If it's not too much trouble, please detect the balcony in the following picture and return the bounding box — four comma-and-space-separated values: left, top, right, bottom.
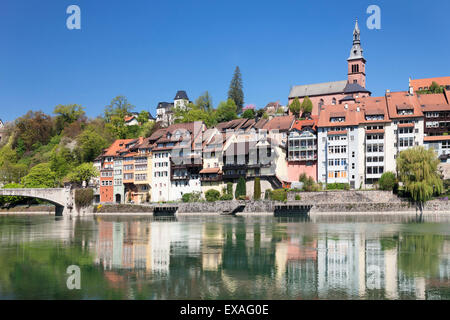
288, 155, 317, 162
200, 175, 222, 182
222, 164, 248, 171
222, 173, 242, 179
171, 175, 189, 180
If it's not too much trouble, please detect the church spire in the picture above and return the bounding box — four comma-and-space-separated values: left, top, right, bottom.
348, 18, 363, 60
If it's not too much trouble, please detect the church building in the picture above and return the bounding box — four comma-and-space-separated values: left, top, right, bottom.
288, 20, 371, 116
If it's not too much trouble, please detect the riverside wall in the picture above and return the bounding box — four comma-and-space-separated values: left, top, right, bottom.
92, 195, 450, 215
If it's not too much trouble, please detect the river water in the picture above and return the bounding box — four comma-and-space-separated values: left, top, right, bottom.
0, 214, 449, 300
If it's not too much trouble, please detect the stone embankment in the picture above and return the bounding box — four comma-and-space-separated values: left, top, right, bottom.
91, 191, 450, 215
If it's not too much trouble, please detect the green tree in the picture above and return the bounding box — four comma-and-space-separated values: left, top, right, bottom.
104, 96, 136, 139
195, 91, 213, 111
174, 103, 216, 127
76, 129, 108, 163
235, 177, 246, 199
289, 98, 301, 118
242, 108, 256, 119
397, 146, 443, 215
228, 66, 244, 114
53, 104, 86, 133
22, 163, 57, 188
254, 177, 261, 200
379, 172, 397, 191
429, 81, 442, 94
104, 96, 134, 123
66, 163, 98, 186
14, 111, 54, 151
216, 99, 238, 123
137, 111, 150, 124
205, 189, 221, 202
301, 96, 313, 116
50, 147, 76, 181
227, 182, 233, 196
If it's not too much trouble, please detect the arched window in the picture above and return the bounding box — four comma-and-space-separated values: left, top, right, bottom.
332, 98, 337, 105
319, 99, 324, 111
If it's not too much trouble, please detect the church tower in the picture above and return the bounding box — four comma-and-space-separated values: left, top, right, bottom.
347, 19, 366, 88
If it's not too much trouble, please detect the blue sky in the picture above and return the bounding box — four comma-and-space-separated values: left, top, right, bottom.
1, 0, 449, 122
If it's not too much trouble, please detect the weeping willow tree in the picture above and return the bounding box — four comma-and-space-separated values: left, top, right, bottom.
396, 146, 443, 215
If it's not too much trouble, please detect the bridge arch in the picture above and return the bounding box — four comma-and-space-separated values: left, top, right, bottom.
0, 188, 73, 216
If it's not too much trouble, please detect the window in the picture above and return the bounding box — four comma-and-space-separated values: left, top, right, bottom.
332, 98, 337, 105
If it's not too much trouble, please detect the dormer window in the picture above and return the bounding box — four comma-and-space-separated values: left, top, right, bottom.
365, 114, 384, 121
330, 117, 345, 123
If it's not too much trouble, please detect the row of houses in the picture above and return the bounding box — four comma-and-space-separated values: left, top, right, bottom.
95, 83, 450, 203
95, 19, 450, 203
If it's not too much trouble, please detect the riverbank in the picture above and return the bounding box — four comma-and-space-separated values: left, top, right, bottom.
92, 198, 450, 216
0, 205, 55, 215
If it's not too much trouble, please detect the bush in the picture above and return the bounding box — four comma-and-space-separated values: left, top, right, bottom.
74, 188, 94, 209
220, 193, 233, 201
254, 177, 261, 200
235, 177, 246, 199
227, 182, 233, 196
205, 189, 220, 202
271, 189, 287, 202
326, 183, 350, 191
299, 173, 319, 192
379, 172, 397, 191
182, 192, 202, 203
182, 193, 191, 203
265, 189, 272, 200
295, 195, 301, 201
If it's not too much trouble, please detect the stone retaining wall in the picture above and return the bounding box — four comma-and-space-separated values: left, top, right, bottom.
92, 199, 450, 215
287, 190, 398, 204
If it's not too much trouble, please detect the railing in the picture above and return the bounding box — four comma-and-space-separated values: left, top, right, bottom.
222, 164, 248, 170
200, 176, 222, 182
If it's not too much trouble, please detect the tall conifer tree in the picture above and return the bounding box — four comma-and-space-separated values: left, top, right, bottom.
228, 66, 244, 114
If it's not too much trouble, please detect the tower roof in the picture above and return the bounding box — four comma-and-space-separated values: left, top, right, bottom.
348, 18, 364, 61
174, 90, 189, 100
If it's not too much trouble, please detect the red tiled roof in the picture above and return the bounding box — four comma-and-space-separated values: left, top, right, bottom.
365, 129, 385, 134
291, 117, 318, 131
199, 168, 221, 174
424, 135, 450, 142
422, 104, 450, 112
103, 139, 136, 157
417, 93, 447, 106
328, 130, 348, 135
124, 115, 136, 122
386, 91, 424, 119
411, 77, 450, 91
263, 115, 295, 131
398, 123, 415, 128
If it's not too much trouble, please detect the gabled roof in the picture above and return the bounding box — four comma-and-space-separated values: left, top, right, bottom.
317, 104, 363, 127
291, 117, 318, 132
289, 80, 348, 99
417, 93, 447, 106
411, 77, 450, 91
385, 91, 424, 119
262, 115, 295, 131
103, 139, 136, 157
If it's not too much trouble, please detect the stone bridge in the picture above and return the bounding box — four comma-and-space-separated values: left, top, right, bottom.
0, 188, 74, 216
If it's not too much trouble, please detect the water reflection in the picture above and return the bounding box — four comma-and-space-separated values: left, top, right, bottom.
0, 215, 449, 300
